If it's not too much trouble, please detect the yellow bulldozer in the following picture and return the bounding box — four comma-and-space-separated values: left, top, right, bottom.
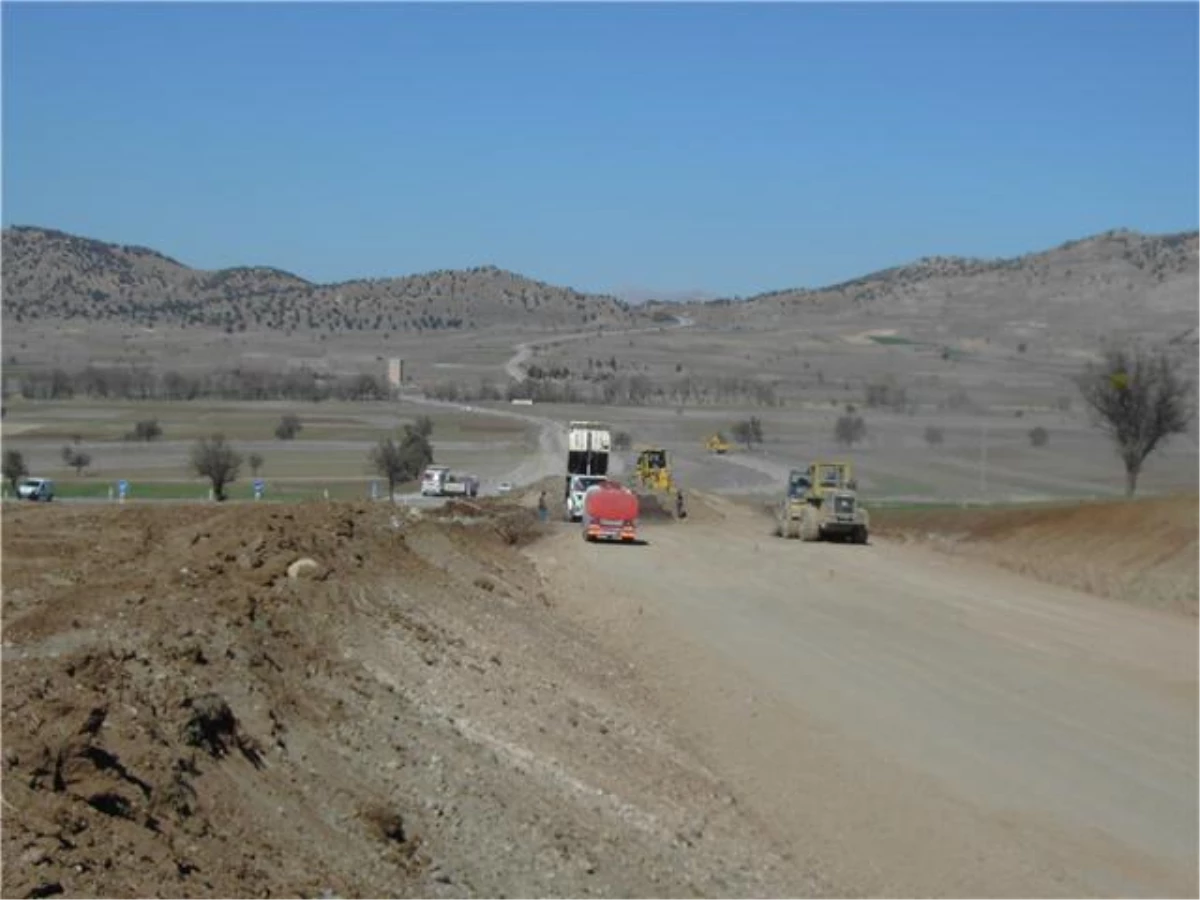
705, 432, 731, 454
775, 459, 869, 543
635, 448, 674, 492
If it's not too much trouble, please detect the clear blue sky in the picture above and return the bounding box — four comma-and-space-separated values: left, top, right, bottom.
3, 2, 1197, 297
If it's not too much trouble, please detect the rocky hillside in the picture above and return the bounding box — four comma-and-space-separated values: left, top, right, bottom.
1, 227, 638, 333
691, 229, 1200, 338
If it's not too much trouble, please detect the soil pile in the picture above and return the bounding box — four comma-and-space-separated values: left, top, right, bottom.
2, 500, 813, 898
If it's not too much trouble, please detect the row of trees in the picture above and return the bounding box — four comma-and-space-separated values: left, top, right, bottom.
10, 366, 393, 403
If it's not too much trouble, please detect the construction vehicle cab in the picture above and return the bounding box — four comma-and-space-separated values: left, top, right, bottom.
777, 459, 869, 544
635, 448, 673, 493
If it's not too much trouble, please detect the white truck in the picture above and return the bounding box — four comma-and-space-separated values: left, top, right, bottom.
565, 421, 611, 520
420, 466, 479, 498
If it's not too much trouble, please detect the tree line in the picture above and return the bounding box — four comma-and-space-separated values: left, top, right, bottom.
8, 365, 393, 403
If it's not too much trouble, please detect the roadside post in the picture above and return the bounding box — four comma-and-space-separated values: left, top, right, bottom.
253, 479, 265, 501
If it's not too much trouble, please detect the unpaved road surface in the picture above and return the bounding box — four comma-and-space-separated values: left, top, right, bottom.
531, 496, 1199, 898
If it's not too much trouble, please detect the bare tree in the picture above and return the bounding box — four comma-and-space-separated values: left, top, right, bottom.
61, 444, 92, 476
191, 434, 242, 502
248, 452, 264, 477
1027, 426, 1049, 448
369, 426, 434, 497
3, 449, 28, 495
924, 425, 944, 447
1076, 343, 1193, 496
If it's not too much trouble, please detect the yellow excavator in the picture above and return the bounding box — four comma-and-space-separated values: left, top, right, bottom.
705, 432, 731, 454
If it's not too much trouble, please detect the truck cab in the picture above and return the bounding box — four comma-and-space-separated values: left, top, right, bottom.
421, 466, 450, 496
565, 474, 608, 522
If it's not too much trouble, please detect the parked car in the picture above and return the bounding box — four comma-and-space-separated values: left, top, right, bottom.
16, 477, 55, 502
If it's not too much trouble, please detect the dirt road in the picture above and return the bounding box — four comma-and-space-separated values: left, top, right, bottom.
530, 497, 1199, 898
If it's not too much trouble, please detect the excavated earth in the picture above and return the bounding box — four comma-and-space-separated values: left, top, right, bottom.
1, 498, 822, 899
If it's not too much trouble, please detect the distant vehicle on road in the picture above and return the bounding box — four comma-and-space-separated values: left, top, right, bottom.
420, 465, 479, 498
16, 477, 55, 502
496, 482, 514, 495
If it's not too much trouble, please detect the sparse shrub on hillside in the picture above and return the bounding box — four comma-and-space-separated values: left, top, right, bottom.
1076, 343, 1193, 495
1028, 427, 1049, 447
864, 379, 908, 412
924, 426, 944, 447
3, 449, 28, 495
275, 414, 302, 440
835, 414, 867, 447
613, 431, 633, 451
191, 435, 241, 502
248, 452, 264, 477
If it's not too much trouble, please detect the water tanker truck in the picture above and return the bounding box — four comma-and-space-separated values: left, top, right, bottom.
581, 481, 639, 543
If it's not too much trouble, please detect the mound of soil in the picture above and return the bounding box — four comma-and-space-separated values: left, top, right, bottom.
2, 500, 812, 898
873, 493, 1199, 615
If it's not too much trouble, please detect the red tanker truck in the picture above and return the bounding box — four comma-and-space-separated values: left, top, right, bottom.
581, 480, 639, 543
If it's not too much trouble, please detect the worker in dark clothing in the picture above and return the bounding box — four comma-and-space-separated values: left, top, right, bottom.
675, 489, 687, 519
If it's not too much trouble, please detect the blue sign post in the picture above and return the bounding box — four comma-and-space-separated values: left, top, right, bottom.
117, 479, 129, 503
253, 479, 265, 501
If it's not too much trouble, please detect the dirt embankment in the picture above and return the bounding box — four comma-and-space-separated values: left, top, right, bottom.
873, 493, 1199, 616
1, 500, 811, 899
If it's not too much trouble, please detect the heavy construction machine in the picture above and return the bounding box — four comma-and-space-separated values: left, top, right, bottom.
705, 433, 731, 454
776, 459, 869, 543
634, 448, 674, 493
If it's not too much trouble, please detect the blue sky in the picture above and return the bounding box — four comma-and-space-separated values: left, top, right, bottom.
3, 2, 1197, 297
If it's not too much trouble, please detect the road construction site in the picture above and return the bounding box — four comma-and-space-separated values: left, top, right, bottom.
3, 464, 1196, 899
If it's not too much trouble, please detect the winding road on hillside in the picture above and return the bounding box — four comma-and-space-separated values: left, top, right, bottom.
531, 498, 1199, 898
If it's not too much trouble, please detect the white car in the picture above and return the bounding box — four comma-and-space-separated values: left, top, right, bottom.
16, 477, 55, 502
496, 482, 514, 495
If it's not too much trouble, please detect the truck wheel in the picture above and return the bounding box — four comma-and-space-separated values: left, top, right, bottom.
855, 526, 869, 545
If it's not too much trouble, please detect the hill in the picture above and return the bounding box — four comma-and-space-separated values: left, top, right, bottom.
689, 228, 1199, 341
0, 226, 639, 334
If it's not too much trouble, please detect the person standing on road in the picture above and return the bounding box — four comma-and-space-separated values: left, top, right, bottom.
675, 489, 687, 519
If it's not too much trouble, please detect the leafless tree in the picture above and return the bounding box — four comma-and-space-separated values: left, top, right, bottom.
3, 450, 28, 495
248, 452, 264, 477
924, 425, 944, 447
61, 444, 92, 476
191, 434, 242, 502
1076, 343, 1193, 496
